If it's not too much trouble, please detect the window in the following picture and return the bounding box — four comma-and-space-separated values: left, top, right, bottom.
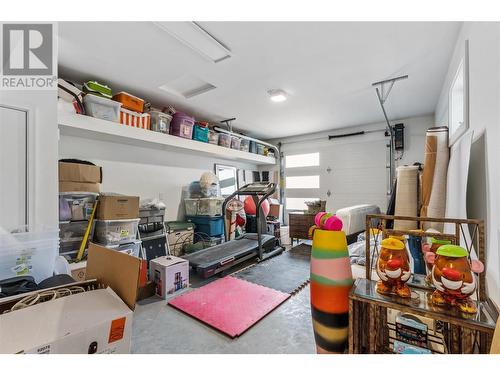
286, 198, 319, 211
285, 152, 319, 168
285, 175, 320, 189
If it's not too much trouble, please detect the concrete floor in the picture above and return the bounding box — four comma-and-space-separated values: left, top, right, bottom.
131, 285, 316, 354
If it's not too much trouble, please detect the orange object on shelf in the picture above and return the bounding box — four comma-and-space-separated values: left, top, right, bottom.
119, 108, 151, 129
112, 91, 145, 113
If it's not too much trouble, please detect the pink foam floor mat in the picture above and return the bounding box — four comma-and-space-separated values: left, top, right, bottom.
168, 276, 290, 338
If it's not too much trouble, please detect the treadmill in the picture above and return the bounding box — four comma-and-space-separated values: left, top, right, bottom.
183, 182, 284, 278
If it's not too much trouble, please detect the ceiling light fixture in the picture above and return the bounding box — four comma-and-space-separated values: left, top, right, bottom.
268, 89, 287, 102
154, 22, 231, 63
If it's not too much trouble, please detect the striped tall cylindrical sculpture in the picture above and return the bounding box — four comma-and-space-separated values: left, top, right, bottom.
310, 221, 353, 354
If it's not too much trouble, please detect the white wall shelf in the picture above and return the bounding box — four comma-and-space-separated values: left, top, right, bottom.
58, 113, 276, 166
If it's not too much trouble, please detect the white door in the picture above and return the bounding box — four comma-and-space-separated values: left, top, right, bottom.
0, 106, 28, 229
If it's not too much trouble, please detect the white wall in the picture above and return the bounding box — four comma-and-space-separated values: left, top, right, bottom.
0, 90, 59, 228
59, 134, 257, 221
435, 22, 500, 306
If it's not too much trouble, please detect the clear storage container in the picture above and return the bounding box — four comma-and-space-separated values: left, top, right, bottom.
170, 112, 195, 139
59, 192, 98, 221
93, 218, 140, 246
59, 221, 90, 241
83, 94, 122, 122
150, 111, 172, 134
0, 226, 59, 283
257, 144, 266, 155
108, 240, 142, 258
218, 133, 231, 148
184, 198, 225, 216
240, 138, 250, 152
208, 130, 219, 145
230, 136, 241, 150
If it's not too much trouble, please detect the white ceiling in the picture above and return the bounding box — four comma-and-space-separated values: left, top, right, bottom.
58, 22, 461, 139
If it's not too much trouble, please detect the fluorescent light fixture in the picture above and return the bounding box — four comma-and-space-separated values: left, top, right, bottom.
268, 89, 287, 102
154, 22, 231, 63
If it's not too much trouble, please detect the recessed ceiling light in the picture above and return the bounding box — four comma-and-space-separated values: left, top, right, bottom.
268, 89, 287, 102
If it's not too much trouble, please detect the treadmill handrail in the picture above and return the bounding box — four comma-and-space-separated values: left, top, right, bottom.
221, 182, 276, 242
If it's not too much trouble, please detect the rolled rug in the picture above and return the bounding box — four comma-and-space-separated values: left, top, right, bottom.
421, 127, 449, 232
310, 225, 353, 354
394, 165, 419, 230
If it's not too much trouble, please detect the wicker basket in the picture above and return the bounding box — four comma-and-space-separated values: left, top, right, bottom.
305, 200, 326, 214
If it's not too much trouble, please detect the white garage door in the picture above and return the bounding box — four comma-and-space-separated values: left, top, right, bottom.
284, 137, 388, 215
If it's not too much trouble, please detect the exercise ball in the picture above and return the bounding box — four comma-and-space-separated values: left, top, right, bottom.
244, 196, 270, 216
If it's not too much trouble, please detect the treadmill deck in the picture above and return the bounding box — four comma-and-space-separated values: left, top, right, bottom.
183, 234, 275, 268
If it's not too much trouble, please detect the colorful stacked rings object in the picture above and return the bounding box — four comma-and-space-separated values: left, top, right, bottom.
310, 213, 353, 353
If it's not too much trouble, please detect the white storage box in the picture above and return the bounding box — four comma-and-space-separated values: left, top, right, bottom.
0, 227, 59, 283
93, 219, 140, 246
149, 255, 189, 298
184, 198, 224, 216
0, 288, 133, 354
335, 204, 381, 235
83, 94, 121, 122
150, 111, 172, 133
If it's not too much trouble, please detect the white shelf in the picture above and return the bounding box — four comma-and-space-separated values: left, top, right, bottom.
58, 113, 276, 165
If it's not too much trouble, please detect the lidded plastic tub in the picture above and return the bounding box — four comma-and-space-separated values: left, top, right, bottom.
184, 198, 225, 216
83, 94, 122, 123
240, 138, 250, 152
249, 141, 257, 153
208, 130, 219, 145
150, 111, 172, 134
186, 216, 225, 237
59, 192, 98, 221
256, 144, 266, 155
193, 122, 209, 142
230, 136, 241, 150
0, 226, 59, 283
170, 112, 195, 139
218, 133, 231, 148
93, 218, 140, 246
112, 92, 144, 113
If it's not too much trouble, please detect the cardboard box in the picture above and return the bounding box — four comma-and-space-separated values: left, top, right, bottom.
0, 244, 140, 354
96, 194, 140, 220
268, 198, 282, 219
59, 161, 102, 183
149, 256, 189, 299
60, 181, 101, 193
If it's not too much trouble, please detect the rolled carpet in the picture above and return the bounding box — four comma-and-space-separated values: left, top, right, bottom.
421, 127, 449, 231
310, 229, 353, 353
394, 165, 420, 230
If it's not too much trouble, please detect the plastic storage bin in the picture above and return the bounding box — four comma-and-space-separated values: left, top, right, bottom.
59, 192, 98, 221
230, 136, 241, 150
208, 130, 219, 145
0, 226, 59, 283
83, 94, 122, 122
150, 111, 172, 134
83, 81, 112, 98
249, 141, 257, 153
166, 221, 194, 257
186, 216, 225, 237
256, 144, 266, 155
218, 133, 231, 148
184, 198, 224, 216
93, 218, 140, 246
112, 92, 144, 113
119, 108, 151, 129
59, 221, 90, 241
193, 123, 209, 142
107, 240, 142, 258
240, 138, 250, 152
170, 112, 195, 139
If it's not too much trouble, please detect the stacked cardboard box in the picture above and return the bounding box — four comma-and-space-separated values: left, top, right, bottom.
59, 160, 102, 193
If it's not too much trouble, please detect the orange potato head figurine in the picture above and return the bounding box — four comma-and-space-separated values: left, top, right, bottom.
425, 244, 484, 314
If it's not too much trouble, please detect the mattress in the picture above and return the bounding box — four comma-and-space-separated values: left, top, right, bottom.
335, 204, 381, 235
